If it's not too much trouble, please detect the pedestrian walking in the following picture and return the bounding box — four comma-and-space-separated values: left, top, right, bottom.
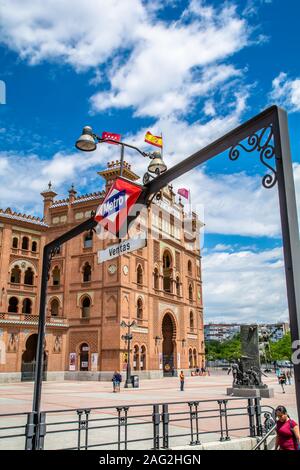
112, 371, 122, 392
278, 371, 286, 393
179, 370, 184, 391
275, 406, 300, 450
286, 369, 292, 385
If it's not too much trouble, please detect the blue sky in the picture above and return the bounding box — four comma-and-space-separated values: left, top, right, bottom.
0, 0, 300, 323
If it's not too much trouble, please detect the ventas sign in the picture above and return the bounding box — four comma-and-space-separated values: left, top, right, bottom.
94, 177, 143, 236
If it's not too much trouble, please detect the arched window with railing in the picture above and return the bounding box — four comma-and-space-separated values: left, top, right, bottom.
176, 276, 180, 296
8, 297, 19, 313
81, 296, 91, 318
189, 284, 193, 302
137, 298, 143, 321
12, 237, 18, 249
137, 265, 143, 285
153, 268, 159, 290
190, 311, 194, 331
22, 236, 29, 250
32, 241, 37, 252
163, 251, 172, 293
50, 299, 59, 316
22, 298, 32, 314
10, 265, 21, 284
188, 260, 192, 275
83, 263, 92, 282
52, 266, 60, 286
24, 267, 34, 285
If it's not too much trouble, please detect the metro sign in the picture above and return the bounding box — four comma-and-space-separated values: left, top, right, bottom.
95, 177, 143, 235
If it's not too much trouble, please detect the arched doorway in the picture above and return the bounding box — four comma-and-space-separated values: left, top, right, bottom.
162, 313, 176, 377
21, 334, 47, 381
79, 343, 89, 371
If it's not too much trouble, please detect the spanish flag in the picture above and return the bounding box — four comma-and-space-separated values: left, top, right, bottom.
144, 131, 163, 148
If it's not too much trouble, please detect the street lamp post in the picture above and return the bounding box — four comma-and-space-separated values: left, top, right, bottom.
75, 126, 167, 180
121, 320, 136, 388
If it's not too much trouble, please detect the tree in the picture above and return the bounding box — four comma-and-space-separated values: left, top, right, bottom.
269, 333, 292, 361
205, 334, 241, 361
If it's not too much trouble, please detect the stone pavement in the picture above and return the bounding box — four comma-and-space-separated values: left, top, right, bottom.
0, 370, 297, 450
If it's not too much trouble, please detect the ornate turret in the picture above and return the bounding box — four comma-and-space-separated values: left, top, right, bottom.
41, 181, 57, 224
68, 183, 77, 204
97, 160, 140, 191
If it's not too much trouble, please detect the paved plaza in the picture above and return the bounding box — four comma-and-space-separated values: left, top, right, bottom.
0, 370, 296, 450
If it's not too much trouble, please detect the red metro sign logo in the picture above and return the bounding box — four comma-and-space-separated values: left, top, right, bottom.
95, 177, 143, 236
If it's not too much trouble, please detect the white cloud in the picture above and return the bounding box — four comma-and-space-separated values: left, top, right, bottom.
213, 244, 233, 252
90, 5, 249, 117
0, 1, 252, 120
0, 146, 115, 215
202, 246, 288, 323
0, 0, 145, 70
269, 72, 300, 112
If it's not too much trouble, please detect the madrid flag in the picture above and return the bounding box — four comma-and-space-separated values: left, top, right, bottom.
101, 131, 121, 145
95, 177, 142, 236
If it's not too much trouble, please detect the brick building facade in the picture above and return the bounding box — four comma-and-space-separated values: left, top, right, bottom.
0, 161, 204, 381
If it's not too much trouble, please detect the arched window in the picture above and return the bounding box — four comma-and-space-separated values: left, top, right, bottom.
190, 311, 194, 331
133, 345, 139, 371
81, 297, 91, 318
24, 267, 34, 285
8, 297, 18, 313
22, 236, 29, 250
193, 348, 197, 367
12, 237, 18, 248
176, 277, 180, 296
188, 260, 192, 274
50, 299, 59, 316
22, 298, 32, 314
137, 265, 143, 285
141, 345, 146, 371
137, 298, 143, 321
153, 268, 159, 290
32, 241, 37, 252
84, 232, 93, 248
189, 284, 193, 302
163, 251, 172, 293
10, 265, 21, 284
188, 348, 193, 368
52, 266, 60, 286
83, 263, 91, 282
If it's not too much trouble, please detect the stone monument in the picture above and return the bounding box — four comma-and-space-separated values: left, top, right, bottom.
227, 325, 274, 398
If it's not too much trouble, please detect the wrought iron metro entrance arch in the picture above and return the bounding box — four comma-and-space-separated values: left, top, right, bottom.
31, 106, 300, 450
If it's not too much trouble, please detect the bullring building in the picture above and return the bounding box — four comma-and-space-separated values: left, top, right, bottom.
0, 160, 204, 381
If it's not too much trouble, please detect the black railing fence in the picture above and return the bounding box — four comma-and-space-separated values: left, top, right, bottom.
0, 397, 275, 450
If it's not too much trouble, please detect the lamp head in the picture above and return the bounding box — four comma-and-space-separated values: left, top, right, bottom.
75, 126, 97, 152
147, 151, 167, 175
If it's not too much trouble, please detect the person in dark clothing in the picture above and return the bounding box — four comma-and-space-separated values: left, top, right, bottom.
179, 370, 184, 391
112, 371, 122, 392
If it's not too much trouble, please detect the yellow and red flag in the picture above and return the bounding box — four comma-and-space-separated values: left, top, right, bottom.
144, 131, 163, 148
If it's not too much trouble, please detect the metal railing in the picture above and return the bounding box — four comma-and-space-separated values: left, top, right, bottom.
0, 397, 274, 450
252, 410, 277, 450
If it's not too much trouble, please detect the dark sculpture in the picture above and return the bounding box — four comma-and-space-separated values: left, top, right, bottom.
228, 325, 268, 390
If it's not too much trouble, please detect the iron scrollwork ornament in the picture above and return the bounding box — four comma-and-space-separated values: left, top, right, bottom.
47, 243, 61, 280
229, 124, 277, 189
